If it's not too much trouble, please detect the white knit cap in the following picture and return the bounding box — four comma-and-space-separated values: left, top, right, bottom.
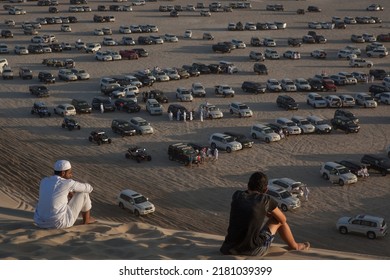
54, 160, 72, 171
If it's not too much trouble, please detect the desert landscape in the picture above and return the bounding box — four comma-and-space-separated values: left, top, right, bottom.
0, 0, 389, 260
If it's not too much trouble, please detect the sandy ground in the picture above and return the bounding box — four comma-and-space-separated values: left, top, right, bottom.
0, 0, 389, 259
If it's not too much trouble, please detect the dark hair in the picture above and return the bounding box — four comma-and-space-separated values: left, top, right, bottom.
247, 172, 268, 193
54, 170, 62, 176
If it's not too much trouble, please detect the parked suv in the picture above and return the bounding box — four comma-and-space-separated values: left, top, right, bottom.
276, 95, 298, 110
266, 185, 301, 212
276, 117, 301, 135
91, 96, 116, 112
38, 71, 56, 83
355, 92, 377, 108
130, 117, 154, 135
111, 119, 136, 137
209, 133, 242, 153
307, 115, 332, 134
253, 63, 268, 75
146, 99, 163, 115
241, 81, 266, 94
250, 124, 281, 143
334, 109, 359, 123
168, 143, 199, 166
117, 189, 155, 216
71, 99, 92, 114
291, 116, 315, 134
19, 67, 33, 80
320, 161, 358, 186
229, 102, 253, 118
306, 92, 327, 108
331, 116, 360, 133
361, 154, 390, 176
167, 104, 190, 120
336, 214, 388, 239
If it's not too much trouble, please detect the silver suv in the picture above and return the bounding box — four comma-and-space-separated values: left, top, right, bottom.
336, 214, 388, 239
320, 161, 358, 186
229, 102, 253, 118
307, 115, 332, 134
291, 116, 315, 134
266, 185, 301, 212
209, 133, 242, 153
276, 117, 301, 135
307, 92, 327, 108
129, 117, 154, 135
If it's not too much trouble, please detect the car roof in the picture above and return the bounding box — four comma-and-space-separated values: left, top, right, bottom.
120, 189, 143, 198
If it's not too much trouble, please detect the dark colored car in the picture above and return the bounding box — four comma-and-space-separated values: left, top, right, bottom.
369, 84, 390, 95
361, 155, 390, 176
266, 123, 285, 135
168, 143, 199, 166
88, 131, 112, 145
50, 43, 62, 52
376, 33, 390, 42
61, 117, 80, 131
91, 97, 116, 112
111, 119, 136, 137
142, 89, 169, 103
167, 104, 191, 120
93, 14, 105, 23
133, 73, 155, 86
369, 69, 389, 80
28, 44, 44, 54
251, 37, 262, 46
331, 116, 360, 133
336, 160, 365, 177
308, 78, 324, 91
114, 98, 141, 113
241, 81, 266, 94
322, 79, 337, 91
223, 132, 254, 149
38, 71, 56, 83
287, 38, 302, 47
212, 43, 231, 53
176, 68, 190, 79
182, 65, 200, 76
138, 36, 152, 45
253, 63, 268, 75
307, 6, 321, 12
29, 85, 49, 97
125, 146, 152, 163
19, 67, 33, 80
276, 95, 299, 110
31, 101, 51, 117
192, 63, 211, 74
334, 109, 359, 123
1, 30, 13, 38
71, 99, 92, 114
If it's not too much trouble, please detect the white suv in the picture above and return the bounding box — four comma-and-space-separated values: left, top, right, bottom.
307, 115, 332, 134
117, 189, 155, 216
320, 161, 358, 186
176, 87, 193, 102
130, 117, 154, 135
306, 92, 327, 108
264, 48, 279, 59
291, 116, 315, 134
349, 58, 373, 68
229, 102, 253, 118
266, 185, 301, 212
336, 214, 388, 239
146, 99, 163, 115
209, 133, 242, 153
250, 124, 281, 143
276, 117, 301, 135
355, 92, 377, 108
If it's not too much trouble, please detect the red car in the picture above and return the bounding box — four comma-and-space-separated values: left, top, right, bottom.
322, 79, 337, 92
119, 50, 139, 60
377, 33, 390, 42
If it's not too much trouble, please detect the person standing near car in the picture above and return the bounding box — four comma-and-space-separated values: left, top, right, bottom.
100, 102, 104, 114
220, 171, 310, 256
34, 160, 96, 229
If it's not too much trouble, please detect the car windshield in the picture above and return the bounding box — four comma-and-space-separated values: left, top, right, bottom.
239, 105, 249, 109
194, 85, 204, 90
286, 122, 295, 127
208, 106, 218, 111
317, 120, 328, 125
280, 191, 292, 199
301, 120, 310, 125
338, 167, 350, 174
314, 96, 324, 100
364, 96, 374, 100
151, 103, 159, 107
134, 196, 147, 204
225, 136, 235, 143
264, 128, 273, 134
138, 121, 148, 126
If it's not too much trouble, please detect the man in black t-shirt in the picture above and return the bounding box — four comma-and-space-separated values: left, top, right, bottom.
220, 171, 310, 256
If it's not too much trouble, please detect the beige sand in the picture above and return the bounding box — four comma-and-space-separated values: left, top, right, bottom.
0, 0, 389, 259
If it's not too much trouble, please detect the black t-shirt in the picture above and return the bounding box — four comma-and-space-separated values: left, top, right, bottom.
220, 190, 278, 255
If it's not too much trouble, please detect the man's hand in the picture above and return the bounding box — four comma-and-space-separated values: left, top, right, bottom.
67, 192, 75, 201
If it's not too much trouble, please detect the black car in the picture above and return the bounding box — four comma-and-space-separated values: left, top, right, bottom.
276, 95, 299, 110
208, 64, 223, 74
91, 97, 116, 112
287, 38, 302, 47
50, 43, 62, 52
361, 154, 390, 176
29, 85, 50, 97
31, 101, 51, 117
369, 84, 390, 95
38, 71, 56, 83
93, 14, 105, 23
133, 73, 155, 86
111, 119, 136, 137
334, 109, 359, 123
192, 63, 211, 74
253, 63, 268, 75
138, 36, 152, 45
132, 48, 149, 57
369, 69, 389, 80
61, 117, 81, 131
71, 99, 92, 114
142, 90, 169, 103
308, 78, 324, 91
114, 98, 141, 113
182, 65, 200, 77
68, 16, 78, 23
250, 37, 262, 46
89, 131, 112, 145
241, 81, 266, 94
307, 6, 321, 12
212, 43, 231, 53
336, 160, 365, 177
125, 146, 152, 162
168, 143, 199, 166
266, 123, 285, 135
1, 30, 13, 38
331, 116, 360, 133
223, 132, 254, 149
28, 44, 44, 54
167, 104, 191, 120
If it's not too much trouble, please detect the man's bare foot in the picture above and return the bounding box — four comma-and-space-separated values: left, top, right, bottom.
297, 242, 310, 251
83, 217, 97, 225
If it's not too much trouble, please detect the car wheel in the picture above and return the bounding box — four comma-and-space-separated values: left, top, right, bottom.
251, 133, 257, 139
61, 124, 65, 128
147, 156, 152, 161
265, 137, 270, 143
108, 139, 112, 144
339, 226, 348, 234
125, 153, 130, 159
281, 204, 288, 212
367, 231, 376, 239
136, 157, 141, 163
226, 147, 232, 153
97, 140, 101, 145
322, 173, 329, 180
230, 109, 234, 114
381, 170, 387, 176
338, 179, 344, 186
119, 202, 124, 209
134, 209, 140, 217
168, 155, 173, 161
